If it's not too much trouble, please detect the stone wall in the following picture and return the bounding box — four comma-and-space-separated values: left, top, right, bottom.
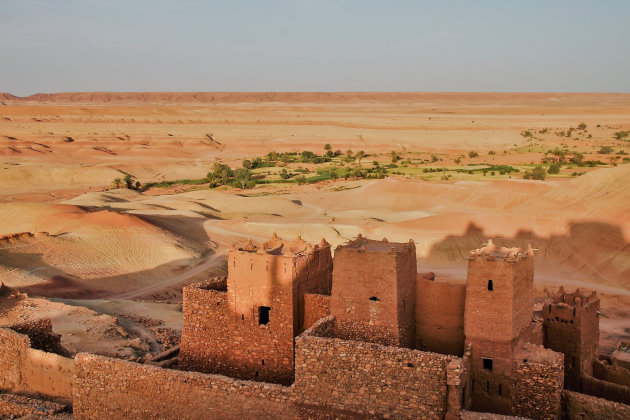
73, 353, 303, 420
8, 319, 69, 356
294, 316, 454, 419
0, 328, 28, 391
0, 327, 74, 401
511, 344, 563, 419
416, 276, 465, 356
302, 293, 330, 331
563, 390, 630, 420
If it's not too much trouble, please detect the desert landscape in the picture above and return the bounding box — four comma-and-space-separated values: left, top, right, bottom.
1, 92, 630, 418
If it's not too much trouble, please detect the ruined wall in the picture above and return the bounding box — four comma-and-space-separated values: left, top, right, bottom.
593, 358, 630, 387
331, 238, 416, 348
294, 316, 453, 419
580, 373, 630, 406
416, 276, 465, 356
542, 288, 599, 390
8, 319, 69, 355
73, 353, 307, 420
302, 293, 330, 331
563, 390, 630, 420
511, 345, 564, 419
0, 327, 74, 401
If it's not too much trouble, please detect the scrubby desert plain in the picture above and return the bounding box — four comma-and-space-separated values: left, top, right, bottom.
0, 92, 629, 358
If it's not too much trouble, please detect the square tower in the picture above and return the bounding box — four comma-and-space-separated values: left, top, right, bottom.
542, 287, 599, 390
330, 235, 416, 348
180, 234, 332, 385
464, 240, 534, 414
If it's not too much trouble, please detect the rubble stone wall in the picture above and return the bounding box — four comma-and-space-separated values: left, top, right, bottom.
0, 328, 28, 391
73, 353, 301, 420
511, 347, 563, 419
293, 316, 452, 419
563, 390, 630, 420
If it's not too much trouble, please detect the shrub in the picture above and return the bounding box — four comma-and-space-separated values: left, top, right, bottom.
523, 166, 546, 180
598, 146, 614, 154
614, 131, 630, 140
468, 150, 479, 158
548, 163, 561, 174
577, 122, 587, 130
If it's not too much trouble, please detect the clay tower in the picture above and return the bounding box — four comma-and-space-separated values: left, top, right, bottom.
181, 234, 332, 385
464, 240, 534, 414
330, 235, 416, 348
542, 287, 599, 390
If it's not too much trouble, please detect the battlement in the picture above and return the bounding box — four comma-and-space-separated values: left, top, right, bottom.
236, 233, 330, 257
468, 239, 534, 262
335, 234, 415, 254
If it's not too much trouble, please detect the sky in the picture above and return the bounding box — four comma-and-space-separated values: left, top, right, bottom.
1, 0, 629, 96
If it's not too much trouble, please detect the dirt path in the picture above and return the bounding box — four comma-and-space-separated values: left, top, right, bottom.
110, 250, 227, 300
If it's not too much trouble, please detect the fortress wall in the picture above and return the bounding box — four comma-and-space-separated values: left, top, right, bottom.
180, 284, 229, 375
511, 346, 563, 419
293, 316, 453, 418
563, 390, 630, 420
581, 373, 630, 406
415, 277, 465, 356
0, 328, 29, 391
20, 348, 74, 400
593, 358, 630, 387
72, 353, 301, 420
0, 327, 74, 401
302, 293, 330, 331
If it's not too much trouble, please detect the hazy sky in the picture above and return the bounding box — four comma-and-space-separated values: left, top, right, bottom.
1, 0, 629, 95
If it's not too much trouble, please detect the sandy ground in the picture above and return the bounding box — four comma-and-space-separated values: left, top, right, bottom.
0, 92, 628, 358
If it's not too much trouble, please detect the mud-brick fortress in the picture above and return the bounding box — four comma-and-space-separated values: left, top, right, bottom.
2, 235, 630, 419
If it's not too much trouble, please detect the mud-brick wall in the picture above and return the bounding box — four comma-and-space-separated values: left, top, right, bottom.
512, 355, 563, 419
0, 328, 29, 391
580, 373, 630, 405
563, 390, 630, 420
302, 293, 330, 331
294, 317, 452, 419
415, 277, 465, 356
73, 353, 306, 420
0, 327, 74, 400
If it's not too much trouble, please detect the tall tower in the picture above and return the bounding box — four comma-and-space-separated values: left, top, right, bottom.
542, 287, 599, 390
464, 240, 534, 414
181, 234, 332, 385
330, 235, 416, 348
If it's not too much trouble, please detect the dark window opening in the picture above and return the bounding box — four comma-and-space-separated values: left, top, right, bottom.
241, 314, 244, 321
498, 384, 502, 396
406, 362, 414, 368
482, 358, 493, 371
255, 371, 258, 378
262, 359, 265, 366
487, 279, 494, 291
369, 296, 380, 302
462, 385, 465, 406
259, 306, 271, 325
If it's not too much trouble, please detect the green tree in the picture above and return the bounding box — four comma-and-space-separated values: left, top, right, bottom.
112, 177, 123, 189
548, 163, 561, 174
242, 159, 253, 169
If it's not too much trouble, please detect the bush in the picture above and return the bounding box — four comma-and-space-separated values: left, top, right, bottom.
523, 166, 546, 180
577, 122, 587, 130
598, 146, 614, 154
468, 150, 479, 158
614, 131, 630, 140
548, 163, 561, 174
